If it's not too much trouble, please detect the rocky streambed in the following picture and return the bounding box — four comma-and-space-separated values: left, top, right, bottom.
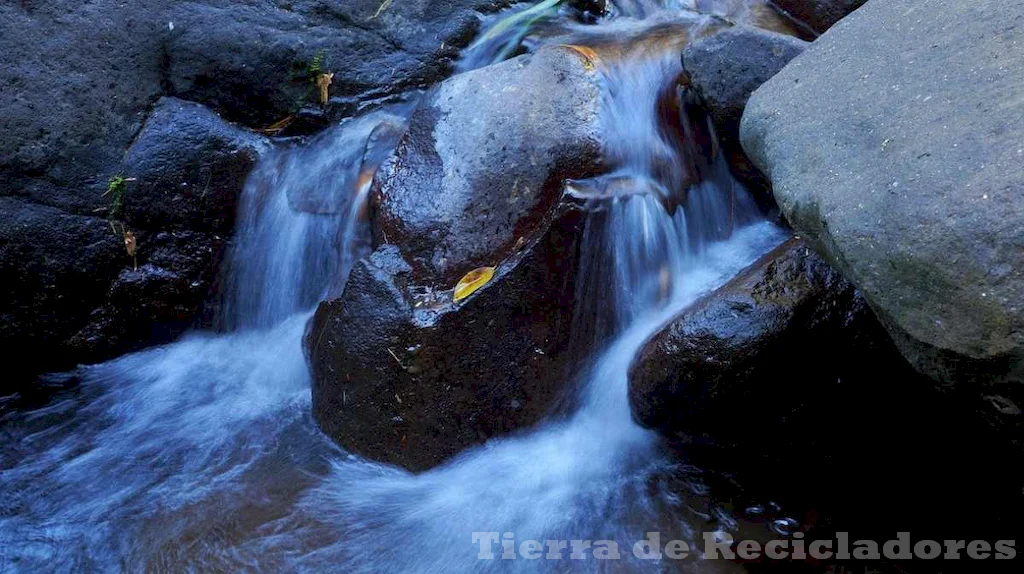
1, 0, 1022, 572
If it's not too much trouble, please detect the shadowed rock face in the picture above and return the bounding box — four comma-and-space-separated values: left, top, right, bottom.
2, 0, 513, 215
1, 0, 509, 389
308, 201, 587, 471
629, 237, 885, 436
741, 0, 1024, 433
680, 25, 807, 208
122, 97, 270, 234
373, 46, 605, 284
66, 230, 229, 365
769, 0, 866, 34
308, 46, 606, 470
1, 98, 265, 389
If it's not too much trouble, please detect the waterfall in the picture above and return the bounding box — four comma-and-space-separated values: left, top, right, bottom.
0, 2, 786, 571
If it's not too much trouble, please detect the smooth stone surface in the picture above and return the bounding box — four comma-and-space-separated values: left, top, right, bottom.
742, 0, 1024, 412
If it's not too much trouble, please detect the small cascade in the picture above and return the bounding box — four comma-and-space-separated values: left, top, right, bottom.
0, 2, 789, 571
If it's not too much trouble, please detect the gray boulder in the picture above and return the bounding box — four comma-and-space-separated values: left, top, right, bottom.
372, 46, 604, 283
309, 46, 607, 470
770, 0, 866, 34
742, 0, 1024, 420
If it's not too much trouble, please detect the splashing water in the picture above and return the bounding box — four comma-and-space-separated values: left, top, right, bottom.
1, 2, 790, 572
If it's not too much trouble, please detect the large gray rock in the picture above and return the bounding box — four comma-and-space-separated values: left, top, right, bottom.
372, 46, 604, 283
309, 46, 606, 470
770, 0, 866, 34
742, 0, 1024, 418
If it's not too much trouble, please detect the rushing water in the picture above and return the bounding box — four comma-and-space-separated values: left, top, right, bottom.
1, 2, 792, 571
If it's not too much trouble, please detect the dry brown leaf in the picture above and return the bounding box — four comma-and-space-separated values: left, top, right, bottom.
124, 230, 138, 270
316, 72, 334, 105
259, 114, 296, 135
453, 267, 495, 303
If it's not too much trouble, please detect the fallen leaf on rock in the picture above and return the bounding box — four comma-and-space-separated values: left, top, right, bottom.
453, 267, 495, 302
124, 230, 138, 270
560, 44, 602, 72
316, 73, 333, 105
259, 114, 295, 135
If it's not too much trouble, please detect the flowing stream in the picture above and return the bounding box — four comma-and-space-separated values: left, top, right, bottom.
1, 2, 792, 572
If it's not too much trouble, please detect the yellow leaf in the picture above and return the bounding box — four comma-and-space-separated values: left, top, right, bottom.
560, 44, 602, 73
453, 267, 495, 302
259, 114, 295, 135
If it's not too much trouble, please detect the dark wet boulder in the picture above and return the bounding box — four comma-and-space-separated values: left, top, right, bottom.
742, 0, 1024, 430
2, 0, 510, 386
640, 238, 1024, 549
769, 0, 866, 34
308, 203, 586, 471
309, 46, 607, 470
372, 46, 604, 284
1, 0, 511, 216
680, 26, 807, 207
682, 27, 807, 141
65, 231, 228, 364
629, 238, 889, 438
569, 0, 606, 17
1, 94, 266, 390
165, 0, 513, 128
121, 97, 269, 234
0, 198, 123, 391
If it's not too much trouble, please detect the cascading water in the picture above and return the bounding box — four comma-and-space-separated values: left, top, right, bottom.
1, 2, 790, 571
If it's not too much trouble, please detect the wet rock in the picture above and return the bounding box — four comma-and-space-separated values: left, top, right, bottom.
741, 0, 1024, 427
284, 104, 415, 215
67, 231, 228, 363
121, 97, 270, 234
309, 45, 608, 470
629, 238, 890, 438
769, 0, 866, 34
0, 198, 123, 391
680, 26, 807, 208
372, 45, 604, 284
2, 0, 510, 386
308, 202, 587, 471
166, 0, 514, 127
1, 0, 508, 215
